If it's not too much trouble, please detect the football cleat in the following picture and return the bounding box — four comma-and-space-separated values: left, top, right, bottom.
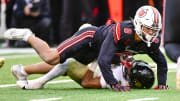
16, 80, 28, 89
18, 79, 44, 89
11, 64, 28, 81
3, 28, 33, 41
25, 79, 44, 89
78, 23, 92, 31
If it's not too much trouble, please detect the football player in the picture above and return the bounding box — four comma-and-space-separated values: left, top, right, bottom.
14, 58, 154, 90
4, 5, 168, 91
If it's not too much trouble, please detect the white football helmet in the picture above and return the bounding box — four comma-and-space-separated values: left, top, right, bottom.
134, 5, 162, 47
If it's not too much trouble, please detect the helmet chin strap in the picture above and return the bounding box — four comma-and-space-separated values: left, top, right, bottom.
135, 31, 152, 47
145, 34, 153, 47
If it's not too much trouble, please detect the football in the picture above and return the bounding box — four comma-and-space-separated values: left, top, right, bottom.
0, 58, 5, 68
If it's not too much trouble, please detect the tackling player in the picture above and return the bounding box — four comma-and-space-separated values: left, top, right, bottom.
4, 5, 168, 91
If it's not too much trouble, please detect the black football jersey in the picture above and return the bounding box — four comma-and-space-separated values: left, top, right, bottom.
96, 20, 167, 86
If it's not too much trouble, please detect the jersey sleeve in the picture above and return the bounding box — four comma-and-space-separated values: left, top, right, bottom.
148, 49, 168, 85
97, 33, 119, 86
99, 65, 129, 88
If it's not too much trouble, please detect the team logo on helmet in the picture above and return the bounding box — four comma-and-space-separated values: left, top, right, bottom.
138, 9, 147, 18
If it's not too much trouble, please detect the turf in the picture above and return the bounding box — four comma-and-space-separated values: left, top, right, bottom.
0, 53, 179, 101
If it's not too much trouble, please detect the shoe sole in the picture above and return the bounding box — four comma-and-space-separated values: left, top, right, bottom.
16, 80, 28, 89
25, 80, 44, 89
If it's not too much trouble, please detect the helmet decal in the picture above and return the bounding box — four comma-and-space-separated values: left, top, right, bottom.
138, 9, 147, 17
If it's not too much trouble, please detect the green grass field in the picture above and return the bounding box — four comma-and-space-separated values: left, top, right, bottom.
0, 52, 179, 101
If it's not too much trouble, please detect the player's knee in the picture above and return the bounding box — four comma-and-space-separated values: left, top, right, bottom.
44, 52, 60, 65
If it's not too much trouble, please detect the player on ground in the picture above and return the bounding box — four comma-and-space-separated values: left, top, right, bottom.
14, 58, 155, 90
3, 5, 168, 91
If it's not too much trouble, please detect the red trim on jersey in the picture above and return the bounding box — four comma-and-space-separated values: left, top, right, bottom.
105, 18, 115, 26
56, 30, 95, 55
113, 23, 121, 43
115, 52, 132, 56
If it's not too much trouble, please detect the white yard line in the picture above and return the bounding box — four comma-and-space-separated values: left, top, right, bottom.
0, 48, 36, 54
30, 97, 63, 101
47, 79, 73, 84
0, 84, 16, 88
0, 80, 73, 88
1, 54, 38, 59
128, 97, 159, 101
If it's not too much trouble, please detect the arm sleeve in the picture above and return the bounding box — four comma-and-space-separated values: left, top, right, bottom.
97, 34, 119, 86
148, 49, 168, 85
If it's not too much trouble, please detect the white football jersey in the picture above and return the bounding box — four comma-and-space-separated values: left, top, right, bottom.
94, 65, 129, 88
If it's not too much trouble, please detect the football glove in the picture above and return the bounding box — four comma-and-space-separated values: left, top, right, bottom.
111, 83, 130, 92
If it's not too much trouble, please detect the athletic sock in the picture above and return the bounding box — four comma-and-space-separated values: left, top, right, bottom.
20, 65, 28, 76
39, 60, 69, 84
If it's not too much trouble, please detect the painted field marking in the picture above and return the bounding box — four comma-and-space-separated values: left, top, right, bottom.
0, 84, 16, 88
0, 80, 73, 88
0, 54, 38, 59
128, 97, 159, 101
30, 97, 63, 101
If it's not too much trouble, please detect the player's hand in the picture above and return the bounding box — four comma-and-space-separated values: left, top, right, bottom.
153, 85, 169, 90
111, 84, 130, 92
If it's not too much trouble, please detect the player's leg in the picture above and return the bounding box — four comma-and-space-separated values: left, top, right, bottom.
19, 61, 69, 89
18, 58, 87, 89
3, 28, 60, 65
67, 58, 89, 84
27, 35, 60, 65
24, 62, 54, 74
12, 62, 54, 81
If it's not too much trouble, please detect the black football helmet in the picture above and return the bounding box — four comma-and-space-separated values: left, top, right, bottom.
129, 60, 155, 89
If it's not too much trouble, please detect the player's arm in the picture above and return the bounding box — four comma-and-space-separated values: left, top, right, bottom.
97, 36, 118, 86
148, 49, 168, 89
81, 70, 101, 88
97, 34, 130, 91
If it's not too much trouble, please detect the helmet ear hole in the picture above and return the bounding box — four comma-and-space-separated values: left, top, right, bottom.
129, 60, 155, 89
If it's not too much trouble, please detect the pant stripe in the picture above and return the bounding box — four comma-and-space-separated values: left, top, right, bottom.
57, 30, 95, 50
56, 30, 95, 54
